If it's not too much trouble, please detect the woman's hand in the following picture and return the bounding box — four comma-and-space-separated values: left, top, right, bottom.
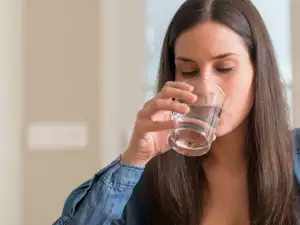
121, 81, 197, 166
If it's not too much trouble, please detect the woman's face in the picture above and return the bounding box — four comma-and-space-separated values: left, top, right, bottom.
174, 21, 254, 137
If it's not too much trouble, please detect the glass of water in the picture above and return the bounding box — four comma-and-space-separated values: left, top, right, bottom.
168, 78, 225, 156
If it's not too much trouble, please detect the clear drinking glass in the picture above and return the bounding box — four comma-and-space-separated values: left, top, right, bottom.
168, 78, 225, 156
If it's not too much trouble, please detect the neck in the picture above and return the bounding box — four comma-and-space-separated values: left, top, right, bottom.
204, 120, 249, 173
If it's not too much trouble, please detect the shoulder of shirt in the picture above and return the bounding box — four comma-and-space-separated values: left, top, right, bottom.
293, 128, 300, 153
293, 128, 300, 155
293, 128, 300, 186
122, 173, 148, 224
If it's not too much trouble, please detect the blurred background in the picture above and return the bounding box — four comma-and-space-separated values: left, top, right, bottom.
1, 0, 299, 224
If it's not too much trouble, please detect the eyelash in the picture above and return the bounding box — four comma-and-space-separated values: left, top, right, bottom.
216, 67, 234, 73
180, 67, 234, 76
181, 70, 199, 76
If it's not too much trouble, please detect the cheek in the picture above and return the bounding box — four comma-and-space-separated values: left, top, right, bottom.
216, 73, 254, 135
224, 77, 254, 109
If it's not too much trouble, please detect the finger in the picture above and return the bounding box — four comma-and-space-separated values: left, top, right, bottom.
164, 81, 194, 92
143, 81, 196, 109
144, 99, 189, 117
135, 119, 178, 133
159, 86, 197, 104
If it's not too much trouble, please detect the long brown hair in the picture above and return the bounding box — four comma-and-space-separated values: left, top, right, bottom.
142, 0, 296, 224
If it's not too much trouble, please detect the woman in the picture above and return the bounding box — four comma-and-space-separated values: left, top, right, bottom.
53, 0, 300, 224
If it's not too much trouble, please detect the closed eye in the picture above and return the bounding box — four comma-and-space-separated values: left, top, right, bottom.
216, 67, 234, 73
181, 70, 199, 76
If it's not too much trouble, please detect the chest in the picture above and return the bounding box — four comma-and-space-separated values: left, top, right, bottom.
201, 171, 250, 225
201, 198, 250, 225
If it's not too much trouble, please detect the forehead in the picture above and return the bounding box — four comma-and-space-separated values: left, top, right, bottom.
174, 21, 249, 59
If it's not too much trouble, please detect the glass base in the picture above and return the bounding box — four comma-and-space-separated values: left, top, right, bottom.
168, 127, 211, 157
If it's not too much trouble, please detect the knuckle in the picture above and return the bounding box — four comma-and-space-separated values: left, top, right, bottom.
154, 99, 164, 109
137, 109, 146, 119
170, 99, 177, 106
134, 119, 144, 131
161, 86, 169, 95
136, 111, 142, 119
165, 81, 173, 87
170, 101, 178, 110
153, 99, 161, 108
173, 88, 180, 95
143, 99, 152, 107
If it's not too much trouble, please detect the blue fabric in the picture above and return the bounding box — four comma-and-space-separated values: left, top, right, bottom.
53, 128, 300, 225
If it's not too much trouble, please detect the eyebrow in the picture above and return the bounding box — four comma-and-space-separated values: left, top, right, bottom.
211, 53, 238, 60
175, 53, 238, 62
175, 57, 196, 63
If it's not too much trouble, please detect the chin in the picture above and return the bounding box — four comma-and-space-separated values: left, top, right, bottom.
215, 117, 238, 137
215, 124, 230, 137
215, 118, 248, 138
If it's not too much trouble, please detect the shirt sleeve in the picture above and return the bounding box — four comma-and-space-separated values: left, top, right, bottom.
52, 156, 144, 225
293, 128, 300, 187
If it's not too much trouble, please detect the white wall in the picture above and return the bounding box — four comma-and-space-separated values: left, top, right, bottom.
24, 0, 99, 224
292, 0, 300, 127
23, 0, 146, 224
98, 0, 146, 167
0, 0, 23, 224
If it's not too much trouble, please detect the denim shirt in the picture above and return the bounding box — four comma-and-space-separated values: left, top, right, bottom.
53, 128, 300, 225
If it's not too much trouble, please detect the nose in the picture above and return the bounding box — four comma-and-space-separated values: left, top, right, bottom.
193, 68, 211, 100
200, 67, 210, 81
187, 79, 212, 105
